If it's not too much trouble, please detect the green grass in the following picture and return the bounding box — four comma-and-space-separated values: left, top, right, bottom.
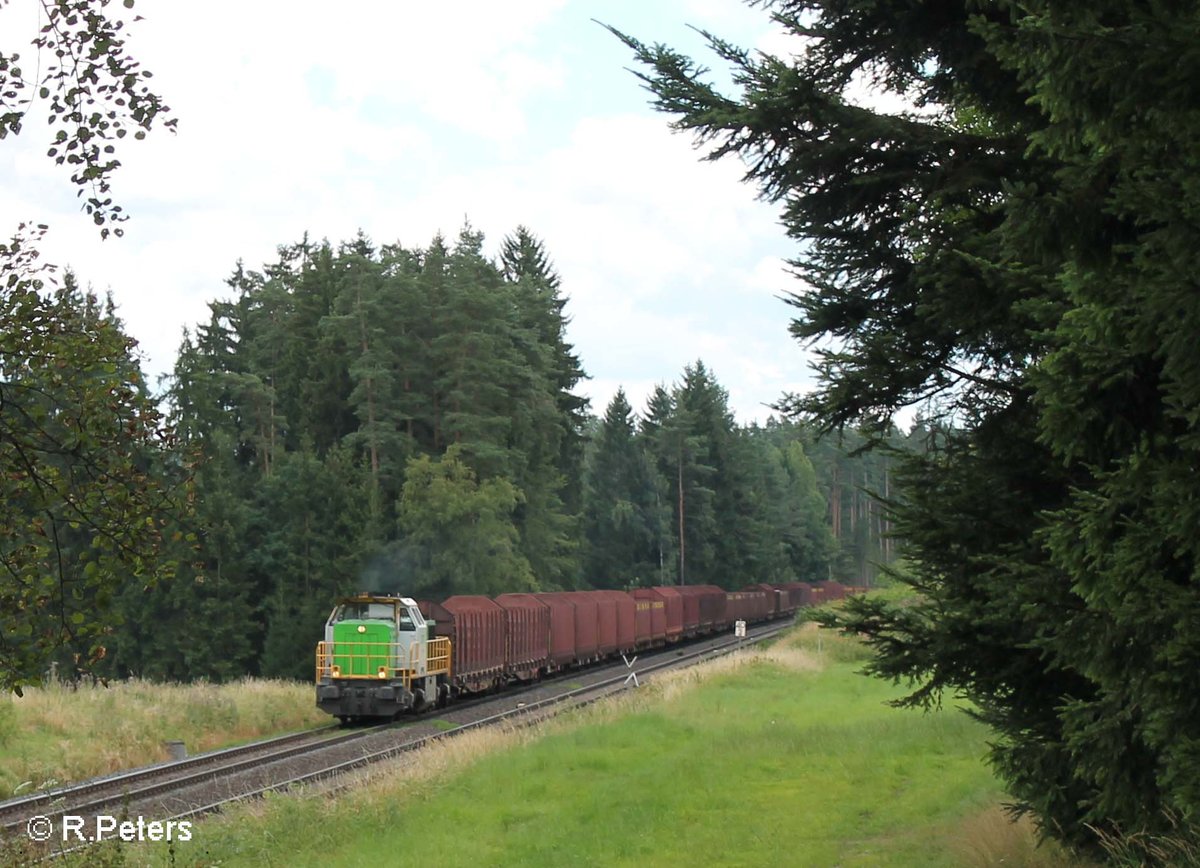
113, 627, 1078, 867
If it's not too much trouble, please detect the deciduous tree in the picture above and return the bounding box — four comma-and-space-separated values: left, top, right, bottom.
0, 249, 182, 691
2, 0, 176, 235
397, 446, 535, 599
1, 0, 179, 692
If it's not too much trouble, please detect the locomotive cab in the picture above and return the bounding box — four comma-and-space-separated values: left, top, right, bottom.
315, 593, 451, 721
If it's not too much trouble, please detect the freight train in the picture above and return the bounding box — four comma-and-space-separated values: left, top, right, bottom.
314, 581, 856, 722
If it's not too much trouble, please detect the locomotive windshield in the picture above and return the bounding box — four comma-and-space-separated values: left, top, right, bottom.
335, 602, 395, 622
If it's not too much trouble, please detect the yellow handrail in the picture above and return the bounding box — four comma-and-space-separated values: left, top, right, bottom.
316, 638, 453, 685
428, 637, 452, 676
315, 641, 399, 681
401, 637, 453, 688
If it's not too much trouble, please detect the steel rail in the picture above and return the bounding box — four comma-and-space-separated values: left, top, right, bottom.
0, 722, 375, 834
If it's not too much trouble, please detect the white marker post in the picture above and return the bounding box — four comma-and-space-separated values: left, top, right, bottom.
622, 653, 639, 688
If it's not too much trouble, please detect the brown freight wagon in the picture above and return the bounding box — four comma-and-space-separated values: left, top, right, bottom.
733, 587, 770, 622
753, 584, 786, 618
750, 583, 788, 616
779, 582, 819, 609
815, 580, 847, 601
583, 591, 618, 657
630, 593, 661, 647
557, 591, 600, 663
677, 585, 727, 632
495, 593, 550, 679
422, 596, 506, 691
596, 590, 636, 654
732, 588, 768, 623
753, 588, 772, 621
531, 592, 577, 669
765, 583, 792, 615
657, 586, 699, 636
778, 582, 804, 609
725, 589, 747, 624
631, 587, 677, 642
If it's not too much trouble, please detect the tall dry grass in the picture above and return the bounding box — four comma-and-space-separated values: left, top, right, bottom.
1091, 813, 1200, 867
950, 805, 1085, 867
0, 677, 326, 796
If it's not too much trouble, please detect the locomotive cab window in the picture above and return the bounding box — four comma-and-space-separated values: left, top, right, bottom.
398, 609, 416, 631
335, 602, 395, 621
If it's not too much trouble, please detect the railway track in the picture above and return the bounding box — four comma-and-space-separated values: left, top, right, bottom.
0, 619, 791, 858
261, 619, 794, 804
0, 721, 375, 833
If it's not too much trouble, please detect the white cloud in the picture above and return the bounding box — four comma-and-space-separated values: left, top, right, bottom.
0, 0, 814, 425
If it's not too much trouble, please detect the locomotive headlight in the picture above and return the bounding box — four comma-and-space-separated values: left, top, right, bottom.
377, 666, 388, 679
330, 665, 341, 678
357, 625, 366, 633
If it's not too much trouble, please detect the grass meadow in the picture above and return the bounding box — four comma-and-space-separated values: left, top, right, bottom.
100, 625, 1083, 868
0, 678, 327, 798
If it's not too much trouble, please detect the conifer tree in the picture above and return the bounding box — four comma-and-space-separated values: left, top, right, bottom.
325, 232, 416, 497
259, 446, 368, 679
637, 384, 680, 585
500, 226, 590, 514
614, 0, 1200, 851
582, 390, 661, 587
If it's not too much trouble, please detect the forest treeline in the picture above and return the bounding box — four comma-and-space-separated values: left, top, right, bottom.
44, 226, 902, 682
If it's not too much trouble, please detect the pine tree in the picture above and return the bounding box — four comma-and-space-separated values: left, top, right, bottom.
637, 384, 680, 585
612, 0, 1200, 852
667, 363, 727, 585
778, 437, 835, 580
581, 390, 661, 587
500, 226, 590, 515
258, 446, 369, 679
727, 427, 794, 584
325, 232, 416, 497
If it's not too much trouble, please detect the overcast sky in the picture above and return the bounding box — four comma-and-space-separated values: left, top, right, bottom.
1, 0, 817, 424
